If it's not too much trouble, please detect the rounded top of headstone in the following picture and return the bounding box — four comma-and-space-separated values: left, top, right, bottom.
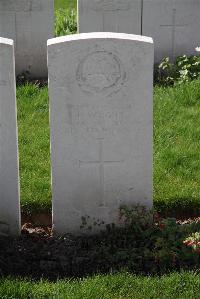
47, 32, 153, 47
0, 37, 13, 46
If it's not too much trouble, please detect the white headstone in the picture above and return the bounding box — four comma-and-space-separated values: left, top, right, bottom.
0, 37, 20, 236
78, 0, 142, 35
48, 32, 153, 235
0, 0, 54, 78
143, 0, 200, 62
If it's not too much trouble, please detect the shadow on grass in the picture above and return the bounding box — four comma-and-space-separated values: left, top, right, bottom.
0, 218, 199, 281
155, 197, 200, 219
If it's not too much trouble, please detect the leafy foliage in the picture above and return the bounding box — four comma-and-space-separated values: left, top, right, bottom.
184, 232, 200, 253
55, 9, 77, 37
55, 0, 76, 11
155, 54, 200, 86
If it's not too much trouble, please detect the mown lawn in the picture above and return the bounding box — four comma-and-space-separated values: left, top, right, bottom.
17, 79, 200, 216
17, 85, 51, 213
154, 80, 200, 216
1, 272, 200, 299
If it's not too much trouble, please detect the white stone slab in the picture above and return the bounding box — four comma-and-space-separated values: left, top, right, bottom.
48, 32, 153, 235
78, 0, 142, 34
0, 0, 54, 78
0, 37, 20, 236
143, 0, 200, 63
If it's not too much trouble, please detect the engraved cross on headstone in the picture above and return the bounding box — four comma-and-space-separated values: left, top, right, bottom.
79, 138, 123, 206
160, 9, 187, 60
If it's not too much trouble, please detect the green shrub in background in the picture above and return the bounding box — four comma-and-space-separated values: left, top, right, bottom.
155, 53, 200, 86
55, 0, 76, 11
55, 9, 77, 37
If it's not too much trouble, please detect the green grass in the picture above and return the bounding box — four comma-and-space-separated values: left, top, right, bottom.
17, 84, 51, 214
54, 0, 77, 37
17, 80, 200, 215
55, 7, 77, 36
154, 80, 200, 216
0, 272, 199, 299
55, 0, 76, 11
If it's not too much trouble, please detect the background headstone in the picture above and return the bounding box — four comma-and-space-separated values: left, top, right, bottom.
48, 32, 153, 235
0, 0, 54, 78
143, 0, 200, 63
78, 0, 142, 34
0, 37, 20, 236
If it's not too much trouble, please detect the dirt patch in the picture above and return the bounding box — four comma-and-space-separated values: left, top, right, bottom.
0, 224, 115, 280
21, 213, 52, 227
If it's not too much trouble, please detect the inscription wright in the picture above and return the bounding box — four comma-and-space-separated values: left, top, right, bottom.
67, 104, 132, 138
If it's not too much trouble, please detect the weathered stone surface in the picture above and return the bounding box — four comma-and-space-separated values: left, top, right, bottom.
48, 32, 153, 235
0, 37, 20, 236
143, 0, 200, 62
78, 0, 142, 34
0, 0, 54, 78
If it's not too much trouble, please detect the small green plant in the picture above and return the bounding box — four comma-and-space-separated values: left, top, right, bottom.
119, 204, 153, 228
184, 232, 200, 253
55, 8, 77, 37
156, 51, 200, 86
119, 206, 200, 273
